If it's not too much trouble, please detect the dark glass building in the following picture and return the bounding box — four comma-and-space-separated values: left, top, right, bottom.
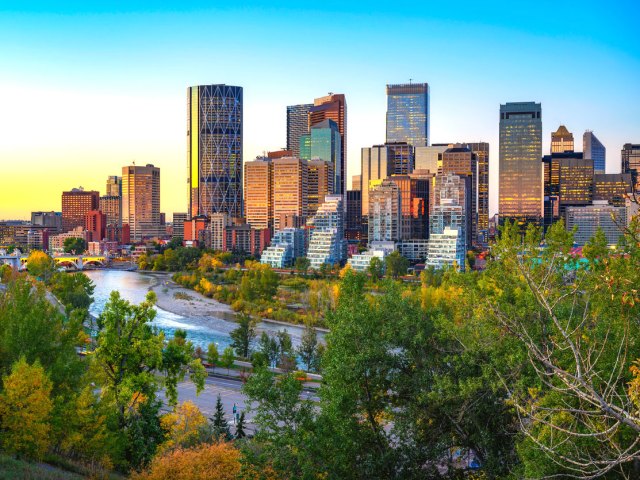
386, 83, 429, 147
465, 142, 489, 244
593, 173, 632, 207
187, 84, 243, 219
622, 143, 640, 192
499, 102, 543, 225
441, 146, 478, 245
345, 189, 364, 241
310, 94, 347, 194
286, 104, 312, 158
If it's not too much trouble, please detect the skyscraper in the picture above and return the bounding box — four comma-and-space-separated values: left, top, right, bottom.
122, 164, 161, 241
286, 104, 312, 158
307, 195, 347, 269
622, 143, 640, 192
244, 158, 273, 231
466, 142, 490, 243
106, 176, 122, 196
187, 84, 243, 219
499, 102, 543, 224
272, 157, 308, 231
583, 131, 606, 174
386, 83, 429, 147
307, 159, 334, 217
61, 188, 99, 233
441, 145, 477, 244
551, 125, 574, 153
305, 119, 341, 192
309, 94, 346, 194
368, 180, 401, 242
593, 173, 632, 207
361, 145, 393, 217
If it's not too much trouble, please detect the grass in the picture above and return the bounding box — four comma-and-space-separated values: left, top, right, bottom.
0, 452, 84, 480
173, 291, 193, 301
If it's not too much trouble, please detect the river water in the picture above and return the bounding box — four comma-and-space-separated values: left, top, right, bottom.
83, 269, 320, 351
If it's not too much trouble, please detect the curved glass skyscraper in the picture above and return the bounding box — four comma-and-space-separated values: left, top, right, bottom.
187, 84, 243, 219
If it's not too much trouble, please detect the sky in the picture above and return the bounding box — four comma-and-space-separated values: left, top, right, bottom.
1, 1, 639, 220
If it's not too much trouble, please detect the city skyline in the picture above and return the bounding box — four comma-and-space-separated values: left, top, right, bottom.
1, 2, 639, 219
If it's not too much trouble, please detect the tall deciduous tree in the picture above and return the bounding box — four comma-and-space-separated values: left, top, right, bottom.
26, 250, 57, 283
229, 313, 257, 359
0, 357, 53, 459
384, 250, 409, 278
161, 329, 206, 406
63, 237, 87, 254
297, 322, 319, 372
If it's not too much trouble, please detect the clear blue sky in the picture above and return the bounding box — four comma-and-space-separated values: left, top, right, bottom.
1, 1, 639, 219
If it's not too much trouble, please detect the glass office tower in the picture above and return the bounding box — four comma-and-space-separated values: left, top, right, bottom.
187, 84, 243, 219
386, 83, 429, 147
583, 131, 606, 174
499, 102, 543, 225
308, 119, 341, 193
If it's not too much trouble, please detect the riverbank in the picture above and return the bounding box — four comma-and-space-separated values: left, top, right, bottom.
146, 272, 236, 321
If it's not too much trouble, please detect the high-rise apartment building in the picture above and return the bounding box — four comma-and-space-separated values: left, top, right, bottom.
551, 125, 574, 153
431, 173, 472, 253
565, 201, 626, 246
85, 210, 106, 242
187, 84, 243, 219
106, 176, 122, 196
368, 180, 401, 242
593, 174, 632, 207
172, 213, 188, 239
441, 146, 477, 244
386, 142, 415, 175
307, 195, 347, 269
307, 159, 334, 217
622, 143, 640, 192
583, 131, 606, 174
286, 104, 312, 158
244, 158, 273, 231
61, 188, 100, 233
122, 164, 162, 241
361, 145, 393, 217
499, 102, 543, 224
272, 157, 308, 231
99, 195, 121, 227
309, 94, 346, 194
386, 83, 429, 147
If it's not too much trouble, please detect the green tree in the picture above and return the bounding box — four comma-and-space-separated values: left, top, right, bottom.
297, 322, 318, 372
276, 329, 295, 372
50, 271, 95, 314
206, 342, 219, 370
221, 346, 235, 375
0, 357, 53, 459
384, 250, 408, 278
258, 332, 279, 368
229, 313, 257, 359
294, 257, 310, 275
63, 237, 87, 254
367, 256, 384, 281
211, 394, 232, 440
26, 250, 57, 283
235, 411, 246, 439
161, 329, 206, 406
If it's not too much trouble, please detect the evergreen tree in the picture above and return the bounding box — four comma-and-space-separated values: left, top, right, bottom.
235, 411, 246, 439
210, 394, 231, 441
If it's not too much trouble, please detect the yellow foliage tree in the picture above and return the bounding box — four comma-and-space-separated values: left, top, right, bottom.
0, 357, 53, 459
339, 263, 353, 279
26, 250, 57, 283
131, 442, 241, 480
159, 401, 207, 452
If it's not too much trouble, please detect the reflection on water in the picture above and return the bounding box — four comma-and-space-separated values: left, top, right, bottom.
84, 270, 235, 350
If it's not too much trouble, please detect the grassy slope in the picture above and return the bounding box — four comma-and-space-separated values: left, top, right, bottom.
0, 453, 84, 480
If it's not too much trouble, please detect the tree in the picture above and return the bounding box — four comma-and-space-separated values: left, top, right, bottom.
367, 256, 384, 281
235, 411, 246, 439
297, 322, 319, 372
276, 329, 296, 372
0, 263, 13, 283
50, 271, 95, 314
206, 342, 219, 370
229, 313, 257, 359
63, 237, 87, 254
211, 394, 232, 440
159, 401, 207, 452
221, 346, 235, 375
161, 329, 206, 407
26, 250, 57, 283
481, 219, 640, 478
294, 257, 310, 275
384, 250, 408, 279
258, 332, 279, 368
0, 357, 53, 459
130, 442, 241, 480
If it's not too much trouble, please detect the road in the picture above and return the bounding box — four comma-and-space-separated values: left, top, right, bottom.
164, 374, 321, 434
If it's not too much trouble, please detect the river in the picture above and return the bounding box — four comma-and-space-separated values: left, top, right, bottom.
83, 269, 322, 351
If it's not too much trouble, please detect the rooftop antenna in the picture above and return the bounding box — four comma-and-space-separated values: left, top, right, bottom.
409, 78, 412, 85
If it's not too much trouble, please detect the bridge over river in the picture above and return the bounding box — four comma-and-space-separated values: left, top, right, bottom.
0, 254, 108, 271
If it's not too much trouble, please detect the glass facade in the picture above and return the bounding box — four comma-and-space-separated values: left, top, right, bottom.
310, 94, 347, 194
622, 143, 640, 192
308, 119, 341, 193
386, 83, 429, 147
187, 84, 243, 219
499, 102, 543, 224
583, 131, 606, 174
